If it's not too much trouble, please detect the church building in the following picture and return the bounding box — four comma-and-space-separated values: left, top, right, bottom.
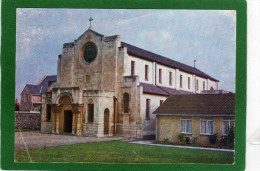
41, 19, 219, 138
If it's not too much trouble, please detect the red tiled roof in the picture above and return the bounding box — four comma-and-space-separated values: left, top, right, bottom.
153, 93, 235, 115
140, 82, 193, 96
121, 42, 218, 82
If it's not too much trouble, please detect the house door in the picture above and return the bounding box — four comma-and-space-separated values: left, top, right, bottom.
64, 110, 73, 133
104, 108, 109, 135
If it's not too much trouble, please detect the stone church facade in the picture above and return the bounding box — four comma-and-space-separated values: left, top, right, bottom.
41, 26, 219, 138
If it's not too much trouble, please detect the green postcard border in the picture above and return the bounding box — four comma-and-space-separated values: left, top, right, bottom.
1, 0, 246, 170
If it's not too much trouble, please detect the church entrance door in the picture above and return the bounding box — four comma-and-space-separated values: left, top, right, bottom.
104, 109, 109, 135
64, 110, 73, 133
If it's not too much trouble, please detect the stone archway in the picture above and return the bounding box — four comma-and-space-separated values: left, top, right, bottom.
57, 94, 73, 133
104, 108, 110, 135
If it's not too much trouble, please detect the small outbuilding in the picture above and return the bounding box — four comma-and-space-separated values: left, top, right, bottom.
153, 93, 235, 144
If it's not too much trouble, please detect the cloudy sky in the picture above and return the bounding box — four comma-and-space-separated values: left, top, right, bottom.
16, 9, 236, 100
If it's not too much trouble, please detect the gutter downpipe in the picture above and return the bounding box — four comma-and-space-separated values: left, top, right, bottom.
157, 114, 160, 142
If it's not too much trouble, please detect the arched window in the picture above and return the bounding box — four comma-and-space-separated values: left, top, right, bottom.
123, 93, 129, 113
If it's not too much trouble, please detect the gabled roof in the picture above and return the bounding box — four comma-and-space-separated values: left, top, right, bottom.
121, 42, 218, 82
38, 75, 57, 93
153, 93, 235, 115
25, 75, 57, 95
140, 82, 193, 96
26, 84, 41, 95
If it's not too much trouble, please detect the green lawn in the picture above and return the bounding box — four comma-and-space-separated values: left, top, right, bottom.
15, 141, 234, 164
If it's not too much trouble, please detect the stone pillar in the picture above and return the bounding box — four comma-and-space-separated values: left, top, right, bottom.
72, 113, 76, 134
56, 112, 60, 134
76, 112, 82, 136
51, 108, 56, 133
50, 106, 62, 134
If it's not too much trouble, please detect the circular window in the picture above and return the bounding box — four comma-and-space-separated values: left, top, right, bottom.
83, 44, 97, 63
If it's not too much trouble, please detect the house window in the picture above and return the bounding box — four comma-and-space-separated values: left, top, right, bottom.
196, 79, 199, 91
201, 119, 213, 135
131, 61, 135, 76
203, 81, 205, 90
88, 104, 94, 123
159, 69, 162, 84
180, 118, 192, 134
160, 100, 164, 105
223, 120, 235, 135
169, 72, 172, 86
146, 99, 150, 120
188, 77, 191, 90
123, 93, 129, 113
24, 95, 26, 102
145, 65, 149, 81
180, 75, 183, 88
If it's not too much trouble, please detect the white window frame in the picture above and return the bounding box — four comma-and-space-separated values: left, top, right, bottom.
180, 118, 192, 134
223, 120, 235, 135
200, 118, 214, 135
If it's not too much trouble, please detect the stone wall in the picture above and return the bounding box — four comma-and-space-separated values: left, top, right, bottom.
156, 115, 235, 144
15, 111, 41, 129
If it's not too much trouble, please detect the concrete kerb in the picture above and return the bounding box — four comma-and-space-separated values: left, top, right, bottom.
129, 140, 235, 152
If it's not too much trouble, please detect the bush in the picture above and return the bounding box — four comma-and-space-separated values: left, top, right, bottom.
191, 137, 198, 144
163, 137, 169, 143
178, 133, 185, 143
185, 137, 191, 144
227, 125, 235, 148
209, 133, 218, 144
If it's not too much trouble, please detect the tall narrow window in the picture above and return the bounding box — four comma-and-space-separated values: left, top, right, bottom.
131, 61, 135, 76
46, 104, 51, 121
196, 79, 199, 91
123, 93, 129, 113
146, 99, 150, 120
160, 100, 164, 106
188, 77, 191, 90
169, 72, 172, 86
159, 69, 162, 84
24, 95, 26, 102
180, 75, 183, 88
145, 65, 149, 81
203, 81, 205, 90
88, 104, 94, 123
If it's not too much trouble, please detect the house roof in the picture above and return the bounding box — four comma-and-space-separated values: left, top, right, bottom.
26, 75, 57, 95
38, 75, 57, 93
140, 82, 193, 96
153, 93, 235, 115
121, 42, 218, 82
26, 84, 41, 95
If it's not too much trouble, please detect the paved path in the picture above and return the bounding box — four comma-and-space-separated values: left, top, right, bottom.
130, 140, 235, 152
15, 131, 122, 150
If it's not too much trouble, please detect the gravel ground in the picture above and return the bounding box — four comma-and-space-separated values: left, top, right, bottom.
15, 131, 122, 150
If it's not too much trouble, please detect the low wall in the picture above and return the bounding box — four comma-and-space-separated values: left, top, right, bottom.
15, 111, 41, 130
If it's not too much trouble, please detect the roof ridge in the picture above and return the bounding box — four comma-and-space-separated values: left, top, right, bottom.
121, 41, 194, 69
121, 42, 218, 82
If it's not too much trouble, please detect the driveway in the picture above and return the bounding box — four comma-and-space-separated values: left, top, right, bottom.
15, 131, 122, 150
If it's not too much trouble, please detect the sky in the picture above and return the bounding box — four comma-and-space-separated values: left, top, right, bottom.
16, 8, 236, 101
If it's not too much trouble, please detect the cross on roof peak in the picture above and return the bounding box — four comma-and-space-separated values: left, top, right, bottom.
89, 17, 93, 29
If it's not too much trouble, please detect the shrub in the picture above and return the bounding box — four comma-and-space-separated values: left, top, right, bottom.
185, 137, 191, 144
178, 133, 185, 143
227, 125, 235, 148
191, 137, 198, 144
209, 133, 218, 144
